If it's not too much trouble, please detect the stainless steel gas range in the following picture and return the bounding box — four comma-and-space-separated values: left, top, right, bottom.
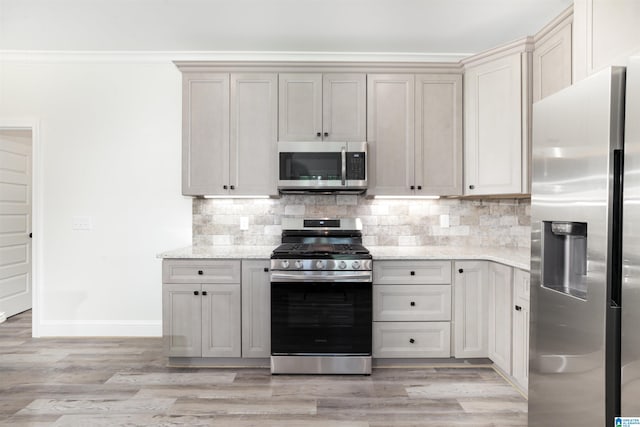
270, 218, 372, 375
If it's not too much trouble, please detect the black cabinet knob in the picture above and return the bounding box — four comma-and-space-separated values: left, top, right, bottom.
197, 270, 203, 275
515, 305, 522, 311
410, 301, 416, 307
223, 185, 228, 190
316, 132, 322, 137
324, 132, 329, 137
410, 271, 415, 276
409, 338, 415, 344
230, 185, 235, 190
417, 185, 422, 190
193, 291, 199, 296
263, 267, 269, 272
202, 291, 207, 296
410, 185, 415, 190
458, 268, 464, 274
469, 184, 475, 190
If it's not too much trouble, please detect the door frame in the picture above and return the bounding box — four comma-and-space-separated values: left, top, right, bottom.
0, 118, 41, 337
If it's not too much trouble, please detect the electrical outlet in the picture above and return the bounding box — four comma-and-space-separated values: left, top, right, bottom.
439, 214, 450, 228
72, 216, 93, 231
240, 216, 249, 231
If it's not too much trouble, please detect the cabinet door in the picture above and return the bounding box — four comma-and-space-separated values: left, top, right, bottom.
453, 261, 488, 358
415, 74, 463, 196
323, 73, 366, 141
278, 73, 322, 141
367, 74, 415, 196
488, 262, 513, 374
201, 284, 241, 357
162, 284, 202, 357
533, 22, 572, 102
182, 73, 230, 196
464, 54, 523, 195
512, 269, 530, 391
230, 74, 278, 196
241, 260, 271, 358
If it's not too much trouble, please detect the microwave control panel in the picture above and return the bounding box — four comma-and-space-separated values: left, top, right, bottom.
346, 152, 366, 180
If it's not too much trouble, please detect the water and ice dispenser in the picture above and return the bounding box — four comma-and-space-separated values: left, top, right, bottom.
541, 221, 588, 299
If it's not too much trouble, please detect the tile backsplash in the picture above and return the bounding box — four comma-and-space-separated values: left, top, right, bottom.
193, 195, 531, 249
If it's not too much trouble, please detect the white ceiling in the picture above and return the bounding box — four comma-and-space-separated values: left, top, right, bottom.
0, 0, 573, 58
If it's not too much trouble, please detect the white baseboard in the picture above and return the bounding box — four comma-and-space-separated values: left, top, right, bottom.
36, 320, 162, 337
0, 312, 6, 324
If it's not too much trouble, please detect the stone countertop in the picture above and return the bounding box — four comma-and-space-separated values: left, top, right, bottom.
159, 245, 530, 271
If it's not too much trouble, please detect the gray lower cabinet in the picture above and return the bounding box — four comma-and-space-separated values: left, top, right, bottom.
512, 268, 530, 392
373, 260, 452, 358
162, 259, 241, 358
453, 261, 489, 358
487, 262, 513, 373
241, 260, 271, 358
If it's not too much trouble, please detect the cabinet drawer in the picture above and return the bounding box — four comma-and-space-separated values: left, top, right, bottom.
373, 322, 451, 358
373, 260, 452, 285
163, 259, 241, 284
373, 285, 451, 321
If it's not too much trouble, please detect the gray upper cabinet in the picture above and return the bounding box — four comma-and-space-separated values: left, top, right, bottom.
230, 73, 278, 195
181, 72, 278, 196
279, 73, 366, 141
463, 49, 530, 196
367, 74, 415, 196
533, 12, 572, 102
368, 73, 462, 196
415, 74, 463, 196
182, 73, 230, 196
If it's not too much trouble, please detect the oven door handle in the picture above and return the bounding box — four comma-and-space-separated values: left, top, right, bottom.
270, 272, 372, 283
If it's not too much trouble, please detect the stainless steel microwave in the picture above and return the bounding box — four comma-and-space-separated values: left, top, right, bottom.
277, 141, 367, 194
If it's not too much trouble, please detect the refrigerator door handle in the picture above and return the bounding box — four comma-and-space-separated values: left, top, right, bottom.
611, 148, 624, 308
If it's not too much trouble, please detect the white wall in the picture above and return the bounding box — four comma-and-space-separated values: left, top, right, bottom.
0, 58, 192, 336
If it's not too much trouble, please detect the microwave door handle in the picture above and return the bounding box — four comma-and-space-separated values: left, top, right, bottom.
341, 147, 346, 186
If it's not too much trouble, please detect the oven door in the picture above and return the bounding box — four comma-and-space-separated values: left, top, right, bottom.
271, 281, 372, 355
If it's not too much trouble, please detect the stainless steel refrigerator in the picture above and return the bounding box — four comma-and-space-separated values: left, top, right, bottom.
530, 57, 640, 426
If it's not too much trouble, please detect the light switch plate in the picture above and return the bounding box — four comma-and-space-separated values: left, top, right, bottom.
240, 216, 249, 231
439, 214, 450, 228
72, 216, 93, 231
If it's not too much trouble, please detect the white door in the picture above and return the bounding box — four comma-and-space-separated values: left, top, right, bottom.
0, 129, 32, 318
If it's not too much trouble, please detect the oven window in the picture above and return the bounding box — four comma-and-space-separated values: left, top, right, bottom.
279, 152, 342, 181
271, 282, 372, 355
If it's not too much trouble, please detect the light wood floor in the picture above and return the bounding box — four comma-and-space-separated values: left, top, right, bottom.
0, 311, 527, 426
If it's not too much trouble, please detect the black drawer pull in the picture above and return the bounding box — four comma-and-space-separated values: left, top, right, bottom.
410, 271, 415, 276
417, 185, 422, 190
410, 185, 415, 190
202, 291, 207, 296
263, 267, 269, 272
458, 268, 464, 274
469, 184, 475, 190
316, 132, 322, 137
515, 305, 522, 311
197, 270, 203, 275
324, 132, 329, 137
223, 185, 228, 190
410, 301, 416, 307
193, 291, 199, 296
230, 185, 235, 190
409, 338, 415, 344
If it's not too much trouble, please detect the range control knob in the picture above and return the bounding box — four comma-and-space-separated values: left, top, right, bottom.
315, 260, 326, 269
338, 261, 347, 269
352, 260, 361, 269
281, 260, 290, 269
294, 260, 303, 269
